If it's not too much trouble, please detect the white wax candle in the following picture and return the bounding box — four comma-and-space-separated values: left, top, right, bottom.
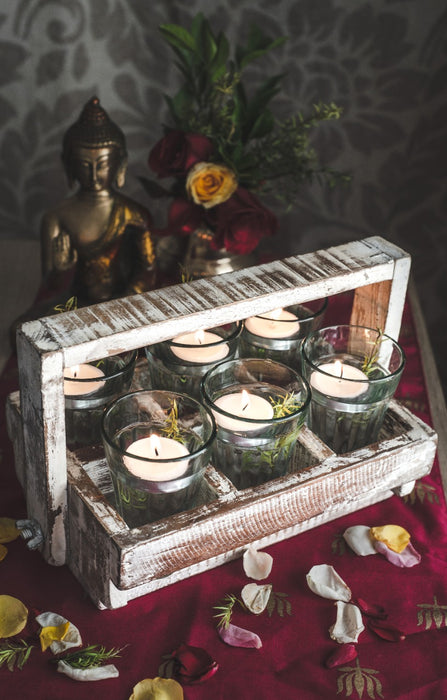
213, 390, 274, 432
310, 361, 369, 399
123, 434, 190, 481
170, 329, 229, 363
244, 308, 300, 338
64, 363, 105, 396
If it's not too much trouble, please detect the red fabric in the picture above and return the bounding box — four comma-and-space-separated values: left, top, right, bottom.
1, 294, 447, 699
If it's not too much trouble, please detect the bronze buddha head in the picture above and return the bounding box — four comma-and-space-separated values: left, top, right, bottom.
62, 97, 128, 191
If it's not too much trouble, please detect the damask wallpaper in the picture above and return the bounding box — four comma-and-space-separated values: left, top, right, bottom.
0, 0, 446, 390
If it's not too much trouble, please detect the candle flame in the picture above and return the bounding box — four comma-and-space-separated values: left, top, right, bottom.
241, 389, 250, 412
149, 433, 162, 458
195, 329, 205, 345
334, 360, 344, 378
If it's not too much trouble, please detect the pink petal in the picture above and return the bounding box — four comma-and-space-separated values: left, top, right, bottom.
325, 643, 358, 669
374, 540, 421, 567
218, 623, 262, 649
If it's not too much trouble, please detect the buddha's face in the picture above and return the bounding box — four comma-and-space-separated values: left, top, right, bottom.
70, 146, 123, 192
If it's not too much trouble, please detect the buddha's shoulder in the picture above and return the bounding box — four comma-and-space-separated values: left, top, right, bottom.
115, 193, 151, 225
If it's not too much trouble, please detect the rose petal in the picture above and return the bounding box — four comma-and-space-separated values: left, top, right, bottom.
36, 612, 82, 653
0, 595, 28, 638
370, 525, 410, 553
343, 525, 377, 556
39, 621, 70, 652
368, 618, 406, 642
57, 660, 119, 681
329, 601, 364, 644
130, 677, 184, 700
374, 540, 421, 567
325, 643, 358, 669
218, 622, 262, 649
355, 597, 388, 619
306, 564, 352, 602
241, 584, 272, 615
160, 644, 219, 684
0, 517, 20, 543
243, 546, 273, 580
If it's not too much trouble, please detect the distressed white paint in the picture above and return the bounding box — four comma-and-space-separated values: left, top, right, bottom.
7, 236, 437, 608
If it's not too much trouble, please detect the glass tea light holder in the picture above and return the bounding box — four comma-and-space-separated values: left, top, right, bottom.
201, 358, 311, 490
64, 350, 137, 448
301, 325, 405, 454
144, 322, 242, 400
101, 389, 216, 528
239, 298, 328, 371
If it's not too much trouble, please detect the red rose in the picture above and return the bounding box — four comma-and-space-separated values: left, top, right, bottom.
210, 187, 278, 255
159, 643, 219, 685
164, 198, 204, 236
149, 130, 214, 178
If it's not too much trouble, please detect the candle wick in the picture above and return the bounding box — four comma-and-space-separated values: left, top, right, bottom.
340, 366, 344, 379
242, 401, 249, 412
74, 371, 77, 378
155, 447, 159, 457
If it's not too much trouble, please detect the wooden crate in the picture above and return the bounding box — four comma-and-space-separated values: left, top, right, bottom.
6, 236, 437, 609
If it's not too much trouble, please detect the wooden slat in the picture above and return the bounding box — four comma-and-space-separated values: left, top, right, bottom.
13, 236, 412, 567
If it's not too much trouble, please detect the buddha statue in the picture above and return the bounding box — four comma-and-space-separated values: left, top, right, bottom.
40, 96, 156, 304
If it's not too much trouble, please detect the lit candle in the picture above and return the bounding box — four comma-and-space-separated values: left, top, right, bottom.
213, 389, 274, 432
170, 329, 230, 363
123, 434, 190, 481
244, 308, 300, 339
63, 364, 105, 396
310, 360, 368, 399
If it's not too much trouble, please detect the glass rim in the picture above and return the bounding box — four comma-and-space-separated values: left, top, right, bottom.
166, 321, 242, 350
254, 297, 328, 324
301, 324, 406, 383
101, 388, 217, 462
201, 358, 312, 425
63, 349, 137, 386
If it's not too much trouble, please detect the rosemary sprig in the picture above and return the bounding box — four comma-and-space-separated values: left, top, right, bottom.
54, 644, 123, 669
269, 392, 303, 417
0, 639, 34, 671
161, 400, 184, 443
53, 296, 78, 313
362, 328, 384, 376
213, 594, 244, 629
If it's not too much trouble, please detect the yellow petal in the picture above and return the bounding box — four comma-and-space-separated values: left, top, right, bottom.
0, 544, 7, 561
129, 677, 184, 700
0, 517, 20, 544
370, 525, 411, 553
39, 621, 70, 652
0, 595, 28, 638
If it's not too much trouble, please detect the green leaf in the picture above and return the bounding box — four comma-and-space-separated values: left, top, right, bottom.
210, 32, 230, 80
159, 23, 197, 54
245, 110, 275, 141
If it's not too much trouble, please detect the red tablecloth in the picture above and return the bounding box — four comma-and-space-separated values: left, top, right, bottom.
1, 295, 447, 699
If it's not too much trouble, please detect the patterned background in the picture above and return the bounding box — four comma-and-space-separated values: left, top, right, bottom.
0, 0, 446, 393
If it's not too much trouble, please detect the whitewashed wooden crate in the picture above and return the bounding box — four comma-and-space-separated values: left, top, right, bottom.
6, 236, 437, 609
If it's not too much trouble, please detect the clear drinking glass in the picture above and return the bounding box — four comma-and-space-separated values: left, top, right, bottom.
201, 358, 310, 490
101, 389, 216, 527
144, 322, 242, 401
64, 350, 137, 448
239, 298, 328, 371
301, 325, 405, 453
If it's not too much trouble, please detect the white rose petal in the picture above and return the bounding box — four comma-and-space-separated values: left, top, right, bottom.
57, 660, 119, 681
343, 525, 378, 556
35, 611, 82, 654
241, 583, 272, 614
329, 600, 364, 644
306, 564, 352, 602
243, 545, 273, 580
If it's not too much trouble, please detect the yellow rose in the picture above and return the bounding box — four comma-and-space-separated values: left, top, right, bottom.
186, 161, 237, 208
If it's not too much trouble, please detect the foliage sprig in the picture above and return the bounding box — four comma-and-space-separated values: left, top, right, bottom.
54, 644, 123, 669
0, 639, 34, 671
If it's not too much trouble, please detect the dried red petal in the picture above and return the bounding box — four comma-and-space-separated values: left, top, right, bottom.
325, 643, 358, 669
368, 618, 406, 642
355, 597, 388, 620
159, 643, 219, 684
